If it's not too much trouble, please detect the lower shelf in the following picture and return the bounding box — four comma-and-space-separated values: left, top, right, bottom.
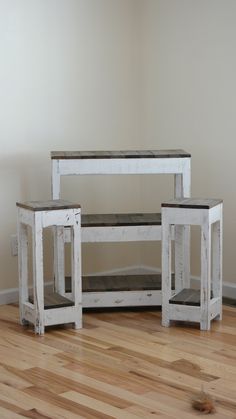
169, 288, 214, 306
29, 275, 171, 310
81, 212, 162, 227
29, 290, 74, 310
63, 274, 175, 308
65, 273, 175, 293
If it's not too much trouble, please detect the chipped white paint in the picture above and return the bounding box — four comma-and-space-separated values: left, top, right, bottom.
17, 203, 82, 334
22, 302, 35, 324
53, 226, 65, 295
212, 217, 223, 320
174, 161, 191, 291
82, 290, 163, 308
44, 306, 81, 327
51, 152, 191, 308
32, 212, 44, 334
162, 201, 223, 330
169, 305, 200, 322
64, 225, 175, 243
17, 214, 29, 325
52, 157, 191, 178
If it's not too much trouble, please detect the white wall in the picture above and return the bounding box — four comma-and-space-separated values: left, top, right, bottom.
1, 0, 236, 294
0, 0, 143, 291
140, 0, 236, 283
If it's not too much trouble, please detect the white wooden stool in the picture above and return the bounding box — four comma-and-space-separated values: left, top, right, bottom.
16, 200, 82, 334
161, 198, 223, 330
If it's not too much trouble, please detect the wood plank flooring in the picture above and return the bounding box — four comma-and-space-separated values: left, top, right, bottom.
0, 304, 235, 418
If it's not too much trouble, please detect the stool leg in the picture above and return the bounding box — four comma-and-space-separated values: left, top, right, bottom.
32, 213, 44, 335
52, 162, 65, 295
200, 219, 211, 330
71, 213, 82, 329
18, 219, 29, 325
53, 226, 65, 295
162, 218, 172, 327
175, 226, 190, 291
174, 174, 191, 291
212, 219, 223, 320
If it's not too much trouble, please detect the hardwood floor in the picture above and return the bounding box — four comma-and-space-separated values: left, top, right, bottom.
0, 304, 235, 418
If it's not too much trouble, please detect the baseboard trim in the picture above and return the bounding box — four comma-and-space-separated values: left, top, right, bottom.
1, 265, 236, 305
0, 288, 19, 306
0, 282, 53, 306
190, 275, 236, 300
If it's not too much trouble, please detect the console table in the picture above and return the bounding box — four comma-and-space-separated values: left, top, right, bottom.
51, 150, 191, 308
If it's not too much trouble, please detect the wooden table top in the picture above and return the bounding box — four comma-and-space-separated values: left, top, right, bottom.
51, 149, 191, 159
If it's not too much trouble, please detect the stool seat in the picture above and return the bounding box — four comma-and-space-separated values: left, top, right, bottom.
161, 197, 223, 330
162, 198, 223, 209
169, 288, 213, 306
16, 199, 81, 211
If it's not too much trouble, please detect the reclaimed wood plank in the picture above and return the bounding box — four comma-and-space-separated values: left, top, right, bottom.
162, 198, 223, 209
16, 200, 80, 212
51, 150, 191, 160
81, 213, 161, 227
169, 289, 201, 306
65, 274, 175, 293
29, 291, 74, 310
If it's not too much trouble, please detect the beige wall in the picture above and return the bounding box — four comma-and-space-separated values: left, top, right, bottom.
0, 0, 143, 291
0, 0, 236, 293
140, 0, 236, 283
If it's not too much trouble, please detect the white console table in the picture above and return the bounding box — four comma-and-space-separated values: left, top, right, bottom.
51, 150, 191, 308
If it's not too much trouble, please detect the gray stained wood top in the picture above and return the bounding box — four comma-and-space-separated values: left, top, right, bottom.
81, 213, 161, 227
51, 149, 191, 159
162, 198, 223, 209
16, 199, 81, 211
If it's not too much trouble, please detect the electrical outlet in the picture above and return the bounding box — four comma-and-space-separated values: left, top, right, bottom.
11, 234, 18, 256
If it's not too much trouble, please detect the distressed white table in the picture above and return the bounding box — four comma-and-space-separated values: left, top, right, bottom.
51, 150, 191, 308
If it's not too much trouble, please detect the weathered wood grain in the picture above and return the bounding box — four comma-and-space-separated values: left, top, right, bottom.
81, 212, 162, 227
169, 289, 202, 306
29, 291, 74, 310
51, 149, 191, 159
65, 273, 175, 293
16, 200, 81, 212
162, 198, 223, 209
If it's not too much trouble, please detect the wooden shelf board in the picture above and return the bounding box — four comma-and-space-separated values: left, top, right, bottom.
169, 288, 201, 306
65, 274, 175, 293
29, 290, 74, 310
81, 213, 161, 228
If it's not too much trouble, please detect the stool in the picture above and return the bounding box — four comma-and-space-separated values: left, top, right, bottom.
16, 200, 82, 335
161, 198, 223, 330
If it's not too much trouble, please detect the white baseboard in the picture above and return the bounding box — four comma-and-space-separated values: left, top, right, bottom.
0, 288, 19, 306
1, 265, 236, 305
190, 275, 236, 300
0, 282, 53, 306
